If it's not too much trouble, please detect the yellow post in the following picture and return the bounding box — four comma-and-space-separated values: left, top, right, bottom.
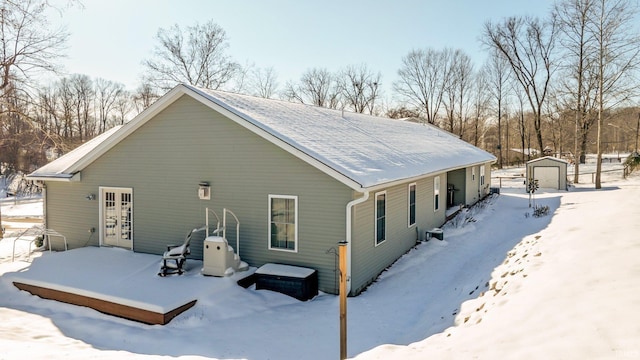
339, 241, 347, 360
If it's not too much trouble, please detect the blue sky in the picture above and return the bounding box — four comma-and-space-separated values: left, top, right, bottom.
51, 0, 555, 94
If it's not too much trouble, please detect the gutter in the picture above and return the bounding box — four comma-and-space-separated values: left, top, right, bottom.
345, 190, 369, 295
362, 159, 496, 193
26, 172, 81, 182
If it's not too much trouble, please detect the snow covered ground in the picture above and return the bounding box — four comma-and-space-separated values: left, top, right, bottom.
1, 161, 638, 359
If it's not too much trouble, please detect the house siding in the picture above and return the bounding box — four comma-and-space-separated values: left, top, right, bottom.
350, 174, 446, 295
482, 162, 492, 197
45, 182, 101, 250
44, 95, 353, 294
465, 165, 480, 205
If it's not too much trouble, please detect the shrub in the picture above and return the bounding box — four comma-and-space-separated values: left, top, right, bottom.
624, 152, 640, 172
532, 205, 550, 218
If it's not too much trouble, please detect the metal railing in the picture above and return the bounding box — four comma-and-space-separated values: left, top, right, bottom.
11, 225, 67, 262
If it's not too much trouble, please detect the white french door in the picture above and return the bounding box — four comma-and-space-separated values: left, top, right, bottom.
100, 187, 133, 249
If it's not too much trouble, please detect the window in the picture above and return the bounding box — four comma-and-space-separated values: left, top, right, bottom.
480, 165, 486, 186
269, 195, 298, 252
408, 183, 416, 227
434, 176, 440, 211
472, 167, 476, 181
375, 192, 386, 245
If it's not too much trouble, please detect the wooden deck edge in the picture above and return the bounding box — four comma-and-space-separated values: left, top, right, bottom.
164, 299, 197, 324
13, 282, 196, 325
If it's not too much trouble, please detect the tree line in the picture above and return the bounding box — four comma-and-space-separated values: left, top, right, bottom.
1, 0, 640, 190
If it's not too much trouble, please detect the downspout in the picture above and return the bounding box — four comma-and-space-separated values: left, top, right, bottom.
41, 182, 47, 229
345, 190, 369, 295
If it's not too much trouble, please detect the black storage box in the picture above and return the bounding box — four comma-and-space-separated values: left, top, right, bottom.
255, 263, 318, 301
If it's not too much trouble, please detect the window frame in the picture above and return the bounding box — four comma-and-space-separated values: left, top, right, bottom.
480, 165, 486, 186
408, 183, 416, 228
268, 194, 298, 253
375, 191, 387, 246
434, 176, 441, 211
472, 167, 476, 181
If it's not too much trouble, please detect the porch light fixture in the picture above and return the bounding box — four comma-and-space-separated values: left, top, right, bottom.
198, 182, 211, 200
85, 194, 96, 201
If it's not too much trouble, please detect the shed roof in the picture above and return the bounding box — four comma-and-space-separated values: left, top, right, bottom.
29, 84, 496, 190
527, 156, 569, 165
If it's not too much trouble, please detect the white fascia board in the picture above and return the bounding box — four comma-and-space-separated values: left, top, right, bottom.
26, 172, 81, 182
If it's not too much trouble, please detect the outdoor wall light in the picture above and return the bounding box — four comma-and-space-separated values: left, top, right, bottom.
85, 194, 96, 201
198, 182, 211, 200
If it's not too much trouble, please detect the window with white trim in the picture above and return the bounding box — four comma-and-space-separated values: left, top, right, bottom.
375, 191, 386, 245
480, 165, 486, 186
472, 167, 476, 181
408, 183, 416, 227
434, 176, 440, 211
269, 195, 298, 252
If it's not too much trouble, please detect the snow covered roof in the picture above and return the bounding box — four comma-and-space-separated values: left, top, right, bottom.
28, 126, 122, 181
28, 84, 496, 189
527, 156, 569, 165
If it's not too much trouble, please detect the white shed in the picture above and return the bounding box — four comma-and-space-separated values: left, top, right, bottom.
526, 156, 568, 190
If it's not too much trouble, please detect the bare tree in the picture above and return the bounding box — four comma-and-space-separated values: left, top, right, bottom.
57, 77, 75, 139
555, 0, 597, 182
336, 64, 382, 114
113, 89, 133, 125
483, 15, 559, 154
0, 0, 69, 94
591, 0, 640, 189
36, 85, 61, 136
545, 89, 567, 156
512, 83, 531, 162
71, 74, 94, 141
248, 66, 279, 98
470, 69, 491, 148
483, 49, 512, 168
132, 81, 159, 113
0, 0, 71, 163
142, 20, 240, 92
394, 48, 454, 125
0, 88, 31, 172
283, 68, 340, 109
442, 50, 474, 137
94, 78, 124, 133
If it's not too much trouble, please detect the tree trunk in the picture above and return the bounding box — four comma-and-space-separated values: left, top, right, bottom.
498, 101, 503, 168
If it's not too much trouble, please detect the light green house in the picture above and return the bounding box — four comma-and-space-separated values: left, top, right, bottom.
28, 84, 496, 295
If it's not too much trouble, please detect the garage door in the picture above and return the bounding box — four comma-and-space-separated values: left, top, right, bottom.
534, 166, 559, 189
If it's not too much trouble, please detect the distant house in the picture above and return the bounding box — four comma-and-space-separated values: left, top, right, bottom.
28, 84, 496, 296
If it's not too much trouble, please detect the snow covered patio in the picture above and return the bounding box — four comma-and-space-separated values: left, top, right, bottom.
6, 247, 249, 325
